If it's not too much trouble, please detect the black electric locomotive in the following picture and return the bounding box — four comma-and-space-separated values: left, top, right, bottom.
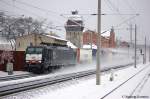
25, 45, 76, 73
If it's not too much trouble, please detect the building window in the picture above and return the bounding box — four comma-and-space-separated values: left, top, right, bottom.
18, 42, 20, 47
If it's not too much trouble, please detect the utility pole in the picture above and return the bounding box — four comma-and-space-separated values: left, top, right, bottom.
134, 24, 137, 68
149, 46, 150, 62
130, 24, 132, 46
96, 0, 101, 85
90, 31, 92, 49
144, 36, 146, 64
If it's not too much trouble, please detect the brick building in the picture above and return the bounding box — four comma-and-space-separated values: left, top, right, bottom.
83, 27, 116, 48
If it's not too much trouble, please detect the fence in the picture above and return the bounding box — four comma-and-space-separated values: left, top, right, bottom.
0, 50, 25, 71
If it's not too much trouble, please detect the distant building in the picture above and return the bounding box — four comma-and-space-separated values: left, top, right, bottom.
15, 33, 67, 51
119, 41, 129, 47
83, 27, 116, 48
109, 27, 116, 48
65, 11, 84, 48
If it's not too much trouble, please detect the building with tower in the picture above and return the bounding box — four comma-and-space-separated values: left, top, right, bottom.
65, 11, 84, 48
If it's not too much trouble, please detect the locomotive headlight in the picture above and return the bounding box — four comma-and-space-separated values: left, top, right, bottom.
26, 60, 29, 63
25, 54, 30, 60
38, 60, 41, 63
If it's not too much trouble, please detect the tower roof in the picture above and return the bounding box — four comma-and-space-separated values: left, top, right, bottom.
68, 15, 82, 21
68, 10, 83, 21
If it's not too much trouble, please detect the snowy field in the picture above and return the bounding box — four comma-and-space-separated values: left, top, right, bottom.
2, 63, 150, 99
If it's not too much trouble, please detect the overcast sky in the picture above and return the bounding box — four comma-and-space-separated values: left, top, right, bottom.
0, 0, 150, 44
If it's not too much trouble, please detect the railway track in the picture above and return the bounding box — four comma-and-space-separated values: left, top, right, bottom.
0, 74, 37, 81
100, 64, 150, 99
0, 63, 133, 97
128, 66, 150, 98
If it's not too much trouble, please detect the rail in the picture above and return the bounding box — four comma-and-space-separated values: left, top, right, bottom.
0, 74, 36, 81
0, 63, 133, 96
100, 64, 149, 99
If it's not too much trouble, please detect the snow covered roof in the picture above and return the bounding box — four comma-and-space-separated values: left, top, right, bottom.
68, 15, 83, 21
44, 34, 67, 42
67, 41, 77, 49
83, 44, 97, 49
101, 30, 110, 37
16, 33, 67, 42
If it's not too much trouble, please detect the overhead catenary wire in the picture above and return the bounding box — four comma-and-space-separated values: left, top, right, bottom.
0, 0, 62, 25
3, 0, 138, 31
103, 0, 139, 46
62, 13, 139, 16
114, 15, 139, 28
123, 0, 137, 14
13, 0, 65, 24
0, 0, 139, 36
123, 0, 147, 45
122, 0, 137, 24
0, 0, 65, 32
0, 0, 42, 18
105, 0, 132, 26
103, 0, 114, 12
61, 12, 139, 35
14, 0, 59, 15
100, 14, 139, 34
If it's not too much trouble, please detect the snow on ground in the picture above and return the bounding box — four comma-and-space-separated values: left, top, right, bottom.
0, 71, 29, 77
0, 60, 134, 87
2, 63, 150, 99
139, 77, 150, 97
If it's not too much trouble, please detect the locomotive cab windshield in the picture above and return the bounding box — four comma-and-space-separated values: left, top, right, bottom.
26, 47, 43, 54
25, 47, 44, 64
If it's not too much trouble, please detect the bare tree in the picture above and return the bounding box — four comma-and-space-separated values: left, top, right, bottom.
0, 12, 46, 40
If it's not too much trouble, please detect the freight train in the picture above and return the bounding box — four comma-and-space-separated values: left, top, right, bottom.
25, 45, 76, 73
